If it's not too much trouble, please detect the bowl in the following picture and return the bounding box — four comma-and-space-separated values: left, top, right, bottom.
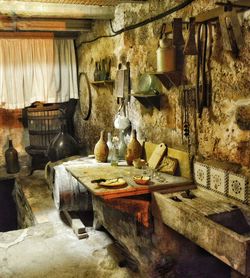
133, 176, 150, 185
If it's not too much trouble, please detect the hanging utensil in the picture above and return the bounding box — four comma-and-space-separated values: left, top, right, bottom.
196, 23, 209, 118
125, 61, 131, 103
219, 10, 243, 56
205, 23, 213, 109
184, 17, 198, 55
78, 72, 92, 120
172, 18, 185, 72
115, 63, 126, 104
172, 18, 185, 47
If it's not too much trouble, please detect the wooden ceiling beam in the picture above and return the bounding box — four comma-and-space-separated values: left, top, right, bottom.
0, 1, 115, 19
0, 18, 92, 32
10, 0, 147, 5
0, 32, 54, 38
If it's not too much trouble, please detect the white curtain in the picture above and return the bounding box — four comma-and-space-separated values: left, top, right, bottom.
0, 38, 78, 109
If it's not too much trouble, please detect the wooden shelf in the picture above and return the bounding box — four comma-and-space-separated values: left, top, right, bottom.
150, 71, 183, 89
90, 80, 114, 87
132, 93, 162, 110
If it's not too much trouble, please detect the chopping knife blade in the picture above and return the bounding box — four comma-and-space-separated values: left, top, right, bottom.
219, 10, 243, 55
184, 17, 198, 55
172, 18, 185, 46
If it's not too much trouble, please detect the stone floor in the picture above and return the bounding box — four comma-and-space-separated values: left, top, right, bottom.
0, 170, 139, 278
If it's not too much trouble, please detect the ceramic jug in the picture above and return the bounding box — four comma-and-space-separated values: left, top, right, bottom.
156, 24, 176, 72
94, 130, 109, 162
125, 130, 142, 166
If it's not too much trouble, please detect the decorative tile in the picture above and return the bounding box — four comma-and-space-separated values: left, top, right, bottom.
228, 173, 248, 203
194, 162, 209, 188
209, 167, 227, 195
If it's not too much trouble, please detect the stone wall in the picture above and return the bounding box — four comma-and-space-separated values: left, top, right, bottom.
74, 0, 250, 173
0, 109, 29, 167
0, 0, 249, 174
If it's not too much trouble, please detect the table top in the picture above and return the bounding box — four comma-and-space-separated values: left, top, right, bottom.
65, 157, 194, 199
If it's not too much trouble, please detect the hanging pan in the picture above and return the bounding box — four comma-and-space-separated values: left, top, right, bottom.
78, 72, 92, 121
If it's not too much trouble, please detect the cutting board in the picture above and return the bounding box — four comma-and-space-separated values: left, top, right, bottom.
115, 69, 129, 98
144, 142, 191, 179
168, 147, 191, 179
148, 143, 167, 169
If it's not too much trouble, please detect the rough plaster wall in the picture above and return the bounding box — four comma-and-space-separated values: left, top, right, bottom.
75, 0, 250, 171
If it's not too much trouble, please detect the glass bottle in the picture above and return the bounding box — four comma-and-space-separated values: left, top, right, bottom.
94, 62, 99, 81
5, 139, 20, 174
118, 130, 127, 160
107, 132, 113, 162
111, 136, 119, 166
100, 59, 106, 81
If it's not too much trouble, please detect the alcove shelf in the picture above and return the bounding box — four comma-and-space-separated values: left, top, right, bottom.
149, 71, 183, 89
90, 80, 114, 87
131, 93, 162, 110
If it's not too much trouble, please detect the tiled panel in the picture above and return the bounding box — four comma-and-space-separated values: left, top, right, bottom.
209, 167, 227, 195
194, 162, 209, 188
228, 173, 248, 203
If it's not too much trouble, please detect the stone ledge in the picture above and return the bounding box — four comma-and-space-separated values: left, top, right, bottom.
0, 222, 135, 278
1, 171, 136, 277
15, 170, 60, 228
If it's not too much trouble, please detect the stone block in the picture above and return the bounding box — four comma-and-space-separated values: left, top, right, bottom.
236, 105, 250, 130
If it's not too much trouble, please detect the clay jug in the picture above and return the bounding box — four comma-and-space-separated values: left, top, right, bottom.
5, 139, 20, 174
125, 130, 142, 166
94, 130, 109, 162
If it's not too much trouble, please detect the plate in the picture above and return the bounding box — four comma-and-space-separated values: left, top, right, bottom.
99, 178, 127, 187
137, 74, 161, 94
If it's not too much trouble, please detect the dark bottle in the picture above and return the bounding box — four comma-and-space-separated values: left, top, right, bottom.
5, 139, 20, 174
47, 124, 79, 162
94, 62, 99, 81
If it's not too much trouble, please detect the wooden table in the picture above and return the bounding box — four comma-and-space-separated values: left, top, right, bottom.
65, 157, 195, 200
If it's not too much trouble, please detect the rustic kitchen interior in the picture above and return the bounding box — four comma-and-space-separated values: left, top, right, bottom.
0, 0, 250, 277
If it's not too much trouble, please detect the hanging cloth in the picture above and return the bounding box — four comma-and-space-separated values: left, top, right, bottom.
52, 39, 78, 103
0, 38, 78, 109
